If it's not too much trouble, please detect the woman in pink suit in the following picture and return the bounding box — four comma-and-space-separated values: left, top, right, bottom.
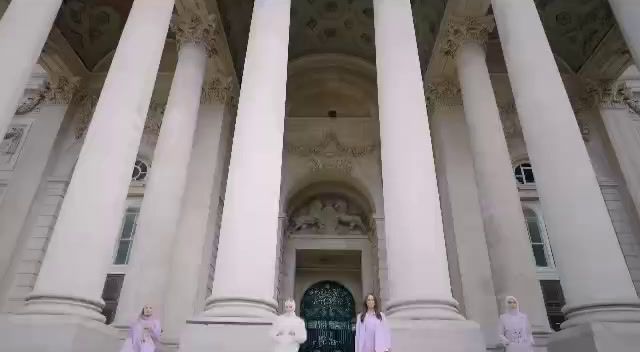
119, 305, 162, 352
355, 294, 391, 352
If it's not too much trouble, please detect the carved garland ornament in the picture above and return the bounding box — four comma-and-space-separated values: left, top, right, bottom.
201, 75, 236, 106
15, 76, 79, 115
285, 130, 378, 159
584, 80, 640, 115
426, 80, 462, 108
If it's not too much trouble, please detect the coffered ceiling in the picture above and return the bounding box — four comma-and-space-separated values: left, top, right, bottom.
51, 0, 629, 78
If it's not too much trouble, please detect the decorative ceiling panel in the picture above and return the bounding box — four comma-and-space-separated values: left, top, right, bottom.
56, 0, 133, 71
534, 0, 616, 72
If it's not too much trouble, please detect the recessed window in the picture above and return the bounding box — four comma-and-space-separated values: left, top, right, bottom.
113, 207, 140, 265
514, 162, 535, 185
131, 159, 149, 181
523, 207, 550, 268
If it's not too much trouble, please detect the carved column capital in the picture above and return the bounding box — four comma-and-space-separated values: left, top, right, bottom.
172, 10, 218, 57
442, 16, 495, 58
426, 79, 463, 109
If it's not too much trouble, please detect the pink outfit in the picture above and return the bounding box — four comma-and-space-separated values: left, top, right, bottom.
119, 317, 161, 352
355, 312, 391, 352
498, 296, 534, 352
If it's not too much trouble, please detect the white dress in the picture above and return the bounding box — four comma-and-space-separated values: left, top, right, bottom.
270, 313, 307, 352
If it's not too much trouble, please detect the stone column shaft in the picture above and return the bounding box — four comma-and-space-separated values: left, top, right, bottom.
116, 39, 210, 325
23, 0, 175, 322
608, 0, 640, 70
162, 87, 232, 341
373, 0, 461, 320
492, 0, 640, 328
203, 0, 291, 318
446, 16, 550, 333
0, 0, 62, 140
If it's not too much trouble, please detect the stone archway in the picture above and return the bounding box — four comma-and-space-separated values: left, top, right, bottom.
300, 280, 356, 352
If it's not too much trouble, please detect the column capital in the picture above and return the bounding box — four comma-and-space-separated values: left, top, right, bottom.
172, 10, 218, 58
442, 16, 495, 58
426, 79, 462, 109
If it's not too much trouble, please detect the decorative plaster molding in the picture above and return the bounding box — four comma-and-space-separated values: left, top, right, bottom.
172, 10, 218, 57
43, 76, 79, 105
426, 80, 462, 108
442, 16, 495, 58
15, 92, 45, 116
583, 80, 640, 115
201, 75, 235, 106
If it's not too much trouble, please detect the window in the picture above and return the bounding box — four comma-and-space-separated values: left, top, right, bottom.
101, 274, 125, 324
131, 159, 149, 181
540, 280, 566, 331
113, 206, 140, 265
514, 162, 535, 185
524, 208, 549, 267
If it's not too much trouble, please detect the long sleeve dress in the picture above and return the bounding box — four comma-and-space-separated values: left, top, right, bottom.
355, 312, 391, 352
498, 311, 534, 352
270, 313, 308, 352
119, 317, 161, 352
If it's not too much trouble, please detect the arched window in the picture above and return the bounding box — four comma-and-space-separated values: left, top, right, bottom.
131, 159, 149, 181
514, 162, 535, 185
523, 207, 552, 268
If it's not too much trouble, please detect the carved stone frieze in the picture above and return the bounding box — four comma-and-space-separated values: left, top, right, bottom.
308, 157, 353, 175
584, 80, 636, 111
442, 16, 495, 58
172, 10, 218, 57
15, 91, 45, 116
288, 194, 369, 235
426, 80, 462, 109
285, 130, 378, 159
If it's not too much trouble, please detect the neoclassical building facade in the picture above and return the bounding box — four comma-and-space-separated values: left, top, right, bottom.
1, 0, 640, 351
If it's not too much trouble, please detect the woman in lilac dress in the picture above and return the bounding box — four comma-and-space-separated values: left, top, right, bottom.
119, 305, 162, 352
355, 294, 391, 352
498, 296, 535, 352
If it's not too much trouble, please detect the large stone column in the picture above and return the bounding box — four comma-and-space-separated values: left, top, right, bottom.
177, 1, 291, 351
0, 1, 175, 350
444, 16, 551, 336
428, 80, 501, 347
492, 1, 640, 350
0, 0, 62, 140
372, 1, 484, 350
608, 0, 640, 70
162, 77, 234, 344
114, 10, 215, 326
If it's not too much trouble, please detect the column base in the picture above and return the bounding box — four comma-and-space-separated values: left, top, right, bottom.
0, 313, 122, 352
177, 319, 274, 352
386, 298, 466, 320
22, 293, 107, 322
201, 296, 277, 320
548, 322, 640, 352
388, 318, 486, 352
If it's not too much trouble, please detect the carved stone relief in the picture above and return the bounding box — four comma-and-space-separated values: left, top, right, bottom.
288, 194, 369, 235
0, 122, 31, 170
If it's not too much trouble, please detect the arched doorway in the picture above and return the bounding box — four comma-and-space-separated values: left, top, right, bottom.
300, 281, 356, 352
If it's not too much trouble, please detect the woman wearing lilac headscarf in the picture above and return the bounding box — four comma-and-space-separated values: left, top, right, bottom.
119, 305, 162, 352
355, 293, 391, 352
498, 296, 535, 352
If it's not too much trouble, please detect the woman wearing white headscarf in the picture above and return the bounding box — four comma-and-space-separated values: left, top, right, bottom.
498, 296, 534, 352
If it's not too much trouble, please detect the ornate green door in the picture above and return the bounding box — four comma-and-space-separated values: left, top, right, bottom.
300, 281, 356, 352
